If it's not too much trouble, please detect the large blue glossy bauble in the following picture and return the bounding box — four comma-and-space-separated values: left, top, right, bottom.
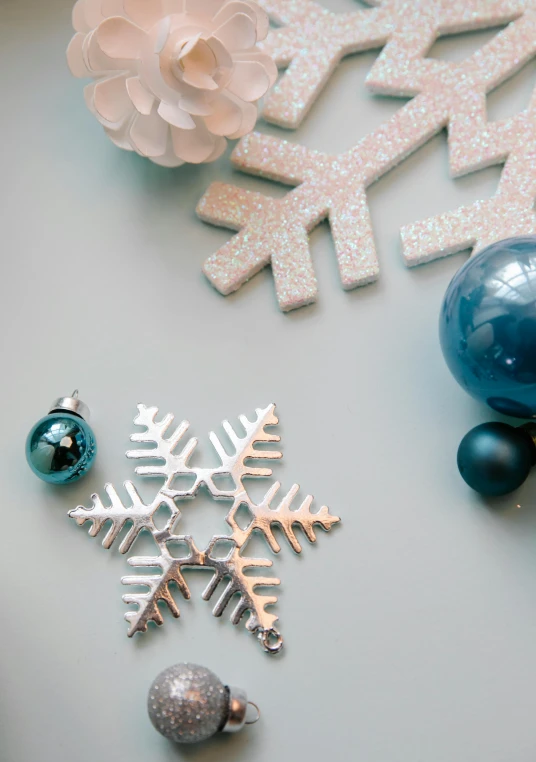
26, 413, 97, 484
440, 236, 536, 418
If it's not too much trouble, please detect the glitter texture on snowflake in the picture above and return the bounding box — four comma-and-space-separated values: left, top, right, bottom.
197, 0, 536, 311
69, 403, 340, 652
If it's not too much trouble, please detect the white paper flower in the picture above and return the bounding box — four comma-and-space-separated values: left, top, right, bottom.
67, 0, 277, 166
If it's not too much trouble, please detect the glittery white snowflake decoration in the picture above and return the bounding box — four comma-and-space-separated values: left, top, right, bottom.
70, 404, 340, 652
197, 0, 536, 311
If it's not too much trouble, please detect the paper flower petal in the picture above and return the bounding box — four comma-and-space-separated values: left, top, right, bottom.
228, 60, 270, 102
152, 149, 185, 168
94, 74, 133, 123
85, 28, 127, 72
171, 123, 217, 163
130, 110, 169, 156
72, 1, 90, 33
228, 100, 257, 139
126, 76, 156, 115
96, 17, 145, 60
104, 123, 136, 150
204, 94, 244, 136
214, 13, 257, 52
205, 136, 227, 163
179, 92, 213, 117
153, 16, 171, 53
213, 2, 258, 31
235, 50, 278, 86
184, 0, 223, 17
124, 0, 164, 30
83, 82, 97, 115
178, 37, 220, 90
67, 33, 90, 78
101, 0, 126, 18
158, 101, 196, 129
205, 35, 233, 73
84, 0, 105, 29
214, 2, 269, 41
248, 2, 269, 41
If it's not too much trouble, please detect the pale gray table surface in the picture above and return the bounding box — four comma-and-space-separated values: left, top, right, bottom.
2, 2, 536, 761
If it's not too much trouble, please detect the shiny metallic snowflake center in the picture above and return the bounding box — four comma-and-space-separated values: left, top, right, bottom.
69, 403, 340, 653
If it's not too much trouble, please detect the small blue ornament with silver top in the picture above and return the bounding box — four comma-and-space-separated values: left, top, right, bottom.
26, 391, 97, 485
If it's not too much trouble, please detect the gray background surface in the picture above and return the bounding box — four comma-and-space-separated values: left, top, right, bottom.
2, 1, 536, 760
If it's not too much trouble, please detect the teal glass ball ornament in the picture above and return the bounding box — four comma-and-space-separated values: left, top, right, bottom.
26, 392, 96, 484
440, 236, 536, 418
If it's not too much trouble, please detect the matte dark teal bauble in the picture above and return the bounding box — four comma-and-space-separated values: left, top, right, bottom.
457, 422, 535, 496
440, 236, 536, 418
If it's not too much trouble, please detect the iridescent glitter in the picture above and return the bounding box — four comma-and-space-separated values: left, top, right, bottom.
148, 663, 228, 744
198, 1, 536, 311
259, 0, 524, 128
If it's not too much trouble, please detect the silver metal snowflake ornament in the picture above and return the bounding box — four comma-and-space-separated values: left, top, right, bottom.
69, 404, 340, 653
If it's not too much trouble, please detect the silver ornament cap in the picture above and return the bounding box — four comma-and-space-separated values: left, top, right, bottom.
147, 663, 258, 744
49, 389, 90, 422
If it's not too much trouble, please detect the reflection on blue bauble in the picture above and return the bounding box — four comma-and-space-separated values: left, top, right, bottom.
26, 413, 96, 484
440, 236, 536, 418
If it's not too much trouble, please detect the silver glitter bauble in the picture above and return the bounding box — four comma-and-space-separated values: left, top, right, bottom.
148, 663, 253, 744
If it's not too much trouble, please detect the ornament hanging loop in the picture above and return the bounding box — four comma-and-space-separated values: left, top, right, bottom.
245, 702, 261, 726
49, 390, 90, 422
257, 627, 283, 654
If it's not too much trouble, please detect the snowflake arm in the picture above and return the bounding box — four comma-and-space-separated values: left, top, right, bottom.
68, 482, 178, 555
232, 132, 324, 185
126, 404, 198, 493
402, 160, 536, 266
122, 543, 191, 636
122, 537, 280, 638
201, 403, 282, 496
402, 17, 536, 266
201, 540, 280, 634
197, 184, 273, 236
126, 403, 282, 497
365, 0, 523, 95
229, 483, 341, 553
259, 0, 391, 128
201, 135, 378, 295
